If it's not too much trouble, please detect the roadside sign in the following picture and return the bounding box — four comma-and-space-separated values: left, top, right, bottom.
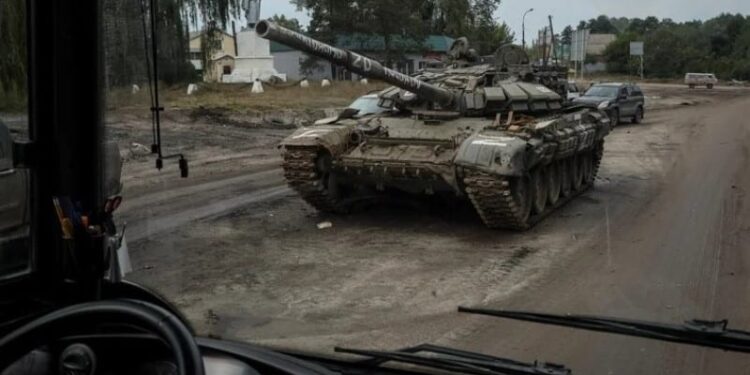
570, 29, 589, 62
630, 41, 644, 56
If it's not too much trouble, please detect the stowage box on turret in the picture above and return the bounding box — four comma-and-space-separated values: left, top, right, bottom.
256, 21, 610, 230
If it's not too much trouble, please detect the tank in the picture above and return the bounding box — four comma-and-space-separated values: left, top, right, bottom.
256, 21, 611, 230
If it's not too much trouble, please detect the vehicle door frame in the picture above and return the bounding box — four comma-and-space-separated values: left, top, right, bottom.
0, 122, 26, 235
615, 85, 630, 120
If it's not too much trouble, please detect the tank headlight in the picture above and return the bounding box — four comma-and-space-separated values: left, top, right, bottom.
401, 91, 416, 101
597, 100, 610, 109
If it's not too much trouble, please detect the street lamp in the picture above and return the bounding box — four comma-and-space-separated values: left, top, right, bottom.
522, 8, 534, 49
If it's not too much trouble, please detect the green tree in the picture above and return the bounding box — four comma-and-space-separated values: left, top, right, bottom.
292, 0, 360, 42
561, 25, 573, 45
0, 0, 27, 110
599, 15, 750, 79
102, 0, 243, 87
421, 0, 508, 55
271, 14, 303, 32
357, 0, 430, 64
586, 15, 619, 34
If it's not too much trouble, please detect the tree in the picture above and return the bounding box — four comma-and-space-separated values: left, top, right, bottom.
561, 25, 573, 45
291, 0, 360, 42
468, 0, 512, 55
0, 0, 26, 109
293, 0, 430, 64
421, 0, 508, 55
271, 14, 303, 32
586, 15, 619, 34
357, 0, 430, 64
425, 0, 472, 37
100, 0, 243, 87
600, 15, 750, 79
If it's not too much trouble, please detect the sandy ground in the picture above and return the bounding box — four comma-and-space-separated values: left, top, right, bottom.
113, 83, 750, 374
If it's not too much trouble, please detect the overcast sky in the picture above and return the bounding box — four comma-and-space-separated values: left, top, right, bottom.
259, 0, 750, 43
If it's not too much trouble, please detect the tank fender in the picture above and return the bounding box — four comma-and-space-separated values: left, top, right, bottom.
455, 133, 532, 177
280, 125, 354, 155
526, 137, 547, 168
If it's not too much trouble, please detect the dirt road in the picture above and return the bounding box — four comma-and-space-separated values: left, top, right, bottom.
120, 84, 750, 374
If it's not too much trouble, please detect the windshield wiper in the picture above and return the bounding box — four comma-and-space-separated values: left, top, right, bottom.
458, 307, 750, 353
334, 344, 571, 375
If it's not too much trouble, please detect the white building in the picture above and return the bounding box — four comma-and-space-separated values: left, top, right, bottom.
270, 34, 455, 81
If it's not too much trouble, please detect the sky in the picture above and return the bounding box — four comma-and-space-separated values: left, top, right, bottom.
259, 0, 750, 43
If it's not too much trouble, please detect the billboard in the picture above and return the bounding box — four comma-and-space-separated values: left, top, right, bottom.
630, 41, 644, 56
570, 29, 590, 62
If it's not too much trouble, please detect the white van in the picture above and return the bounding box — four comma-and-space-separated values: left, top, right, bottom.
685, 73, 718, 89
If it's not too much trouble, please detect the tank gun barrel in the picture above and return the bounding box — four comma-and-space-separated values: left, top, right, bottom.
255, 20, 456, 107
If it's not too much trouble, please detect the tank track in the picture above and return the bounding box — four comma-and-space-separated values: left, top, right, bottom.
591, 140, 604, 180
463, 146, 604, 230
281, 147, 345, 213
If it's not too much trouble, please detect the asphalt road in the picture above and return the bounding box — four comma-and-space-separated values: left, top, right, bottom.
453, 94, 750, 374
122, 86, 750, 374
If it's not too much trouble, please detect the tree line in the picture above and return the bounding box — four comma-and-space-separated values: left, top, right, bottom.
291, 0, 513, 59
559, 14, 750, 79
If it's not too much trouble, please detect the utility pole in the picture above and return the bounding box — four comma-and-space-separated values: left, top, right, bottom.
232, 21, 239, 56
548, 15, 557, 63
640, 54, 644, 80
522, 8, 534, 49
542, 27, 548, 67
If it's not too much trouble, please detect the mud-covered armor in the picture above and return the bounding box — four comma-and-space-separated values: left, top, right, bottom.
256, 20, 611, 230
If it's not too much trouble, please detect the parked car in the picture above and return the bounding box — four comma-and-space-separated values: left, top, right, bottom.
573, 82, 645, 127
685, 73, 717, 89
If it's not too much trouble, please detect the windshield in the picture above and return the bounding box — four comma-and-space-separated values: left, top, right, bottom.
6, 1, 750, 374
348, 95, 388, 117
583, 85, 619, 98
0, 0, 30, 281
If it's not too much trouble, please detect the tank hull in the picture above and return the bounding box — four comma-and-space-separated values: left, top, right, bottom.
279, 109, 610, 229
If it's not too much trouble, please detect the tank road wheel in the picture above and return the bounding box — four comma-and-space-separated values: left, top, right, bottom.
509, 176, 533, 225
581, 153, 594, 185
572, 155, 585, 191
282, 147, 348, 213
546, 162, 561, 206
462, 172, 532, 230
530, 168, 547, 215
591, 141, 605, 180
560, 159, 573, 197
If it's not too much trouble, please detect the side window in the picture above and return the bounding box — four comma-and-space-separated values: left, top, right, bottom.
620, 87, 628, 97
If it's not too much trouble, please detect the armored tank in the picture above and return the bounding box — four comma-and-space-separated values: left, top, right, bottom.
256, 21, 610, 230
